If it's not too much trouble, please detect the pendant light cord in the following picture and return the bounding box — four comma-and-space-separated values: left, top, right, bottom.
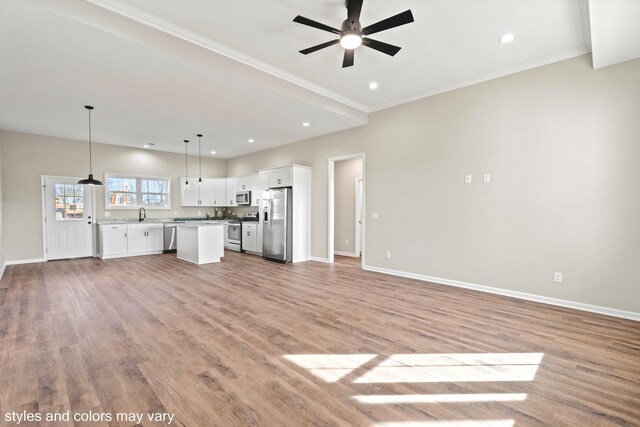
198, 134, 203, 182
88, 108, 93, 174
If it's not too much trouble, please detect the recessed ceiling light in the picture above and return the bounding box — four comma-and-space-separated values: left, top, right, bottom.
499, 33, 516, 44
369, 81, 379, 90
211, 150, 216, 154
302, 122, 310, 127
143, 144, 149, 148
248, 139, 255, 143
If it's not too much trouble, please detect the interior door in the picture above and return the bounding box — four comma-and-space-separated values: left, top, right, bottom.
44, 177, 94, 260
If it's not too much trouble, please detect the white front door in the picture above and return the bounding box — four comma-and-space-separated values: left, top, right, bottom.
44, 177, 94, 260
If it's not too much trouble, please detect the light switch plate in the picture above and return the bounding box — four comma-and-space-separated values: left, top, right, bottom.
372, 212, 379, 219
465, 175, 472, 184
484, 174, 491, 183
104, 212, 111, 217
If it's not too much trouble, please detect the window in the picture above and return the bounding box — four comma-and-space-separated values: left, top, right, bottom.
55, 184, 85, 220
105, 173, 171, 209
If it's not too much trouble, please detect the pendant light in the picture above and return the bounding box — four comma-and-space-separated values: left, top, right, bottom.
78, 105, 103, 186
184, 140, 190, 190
197, 133, 203, 186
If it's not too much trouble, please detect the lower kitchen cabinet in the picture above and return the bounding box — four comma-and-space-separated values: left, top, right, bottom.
100, 224, 127, 257
98, 223, 164, 259
242, 223, 258, 253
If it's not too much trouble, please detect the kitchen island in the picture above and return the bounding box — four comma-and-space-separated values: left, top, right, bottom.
177, 223, 225, 265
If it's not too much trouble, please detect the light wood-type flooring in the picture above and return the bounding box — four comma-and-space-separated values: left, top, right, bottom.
1, 252, 639, 426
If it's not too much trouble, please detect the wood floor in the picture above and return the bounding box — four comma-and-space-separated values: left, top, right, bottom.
1, 252, 639, 426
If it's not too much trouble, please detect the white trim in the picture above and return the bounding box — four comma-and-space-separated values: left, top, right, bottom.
86, 0, 369, 114
6, 258, 47, 265
354, 177, 364, 257
369, 47, 592, 112
0, 262, 6, 280
362, 264, 640, 322
334, 251, 359, 257
310, 257, 330, 263
328, 153, 366, 266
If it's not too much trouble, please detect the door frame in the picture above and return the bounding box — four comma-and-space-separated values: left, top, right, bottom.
327, 153, 366, 266
41, 175, 98, 261
354, 177, 364, 257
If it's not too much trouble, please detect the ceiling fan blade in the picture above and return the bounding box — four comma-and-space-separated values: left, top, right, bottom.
362, 38, 402, 56
342, 49, 355, 68
293, 15, 341, 35
362, 10, 414, 36
299, 39, 340, 55
346, 0, 364, 22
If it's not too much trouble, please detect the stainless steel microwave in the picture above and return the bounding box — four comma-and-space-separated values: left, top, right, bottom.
236, 191, 251, 205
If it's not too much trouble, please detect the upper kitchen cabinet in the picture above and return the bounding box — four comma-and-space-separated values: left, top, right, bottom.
225, 178, 238, 207
237, 174, 260, 206
213, 179, 226, 207
268, 167, 292, 188
180, 177, 200, 206
181, 177, 226, 207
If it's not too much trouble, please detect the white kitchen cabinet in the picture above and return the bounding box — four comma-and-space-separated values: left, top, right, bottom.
237, 175, 251, 192
100, 223, 163, 259
213, 179, 226, 206
180, 177, 200, 206
268, 167, 292, 188
100, 224, 127, 257
199, 178, 216, 206
259, 171, 269, 192
225, 178, 237, 207
126, 223, 164, 255
242, 223, 258, 253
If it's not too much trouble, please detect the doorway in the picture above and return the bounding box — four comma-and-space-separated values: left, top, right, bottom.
328, 153, 365, 266
42, 176, 95, 260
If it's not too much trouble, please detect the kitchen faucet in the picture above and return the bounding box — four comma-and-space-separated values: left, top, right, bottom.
139, 207, 146, 222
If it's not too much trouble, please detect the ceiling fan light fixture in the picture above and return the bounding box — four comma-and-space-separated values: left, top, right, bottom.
340, 31, 362, 49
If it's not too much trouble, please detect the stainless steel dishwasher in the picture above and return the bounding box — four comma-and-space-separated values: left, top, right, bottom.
163, 222, 184, 252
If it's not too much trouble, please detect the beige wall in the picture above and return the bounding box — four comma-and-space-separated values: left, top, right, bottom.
0, 130, 226, 261
334, 158, 363, 255
0, 130, 4, 269
228, 55, 640, 313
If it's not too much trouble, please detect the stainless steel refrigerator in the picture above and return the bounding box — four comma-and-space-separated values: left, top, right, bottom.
262, 187, 292, 263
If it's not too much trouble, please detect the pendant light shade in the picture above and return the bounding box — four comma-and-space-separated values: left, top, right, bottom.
197, 133, 203, 186
78, 105, 103, 186
184, 140, 190, 189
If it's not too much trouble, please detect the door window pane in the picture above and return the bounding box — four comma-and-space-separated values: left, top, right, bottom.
54, 184, 84, 221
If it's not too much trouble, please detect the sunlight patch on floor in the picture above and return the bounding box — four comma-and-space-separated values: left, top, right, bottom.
283, 354, 377, 382
354, 353, 543, 384
352, 393, 527, 404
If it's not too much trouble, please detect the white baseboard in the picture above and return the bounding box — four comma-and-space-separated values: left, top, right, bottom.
334, 251, 359, 257
311, 257, 329, 263
5, 258, 46, 265
363, 264, 640, 322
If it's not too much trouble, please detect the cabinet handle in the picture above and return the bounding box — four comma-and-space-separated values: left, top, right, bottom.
125, 232, 127, 238
247, 231, 251, 237
277, 179, 281, 184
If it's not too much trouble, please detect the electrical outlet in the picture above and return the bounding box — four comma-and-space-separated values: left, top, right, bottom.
484, 174, 491, 183
554, 272, 563, 283
372, 212, 379, 219
198, 211, 202, 216
104, 212, 111, 217
465, 175, 472, 184
345, 239, 349, 245
385, 250, 391, 259
174, 211, 178, 216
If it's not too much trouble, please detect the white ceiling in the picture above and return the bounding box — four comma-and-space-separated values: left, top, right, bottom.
0, 0, 634, 159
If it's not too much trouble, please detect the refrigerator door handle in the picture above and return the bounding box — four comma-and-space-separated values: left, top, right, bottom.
269, 198, 273, 234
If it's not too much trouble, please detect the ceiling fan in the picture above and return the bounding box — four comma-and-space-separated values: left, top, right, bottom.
293, 0, 414, 68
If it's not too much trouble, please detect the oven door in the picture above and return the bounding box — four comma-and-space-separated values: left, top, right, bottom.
228, 223, 241, 242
